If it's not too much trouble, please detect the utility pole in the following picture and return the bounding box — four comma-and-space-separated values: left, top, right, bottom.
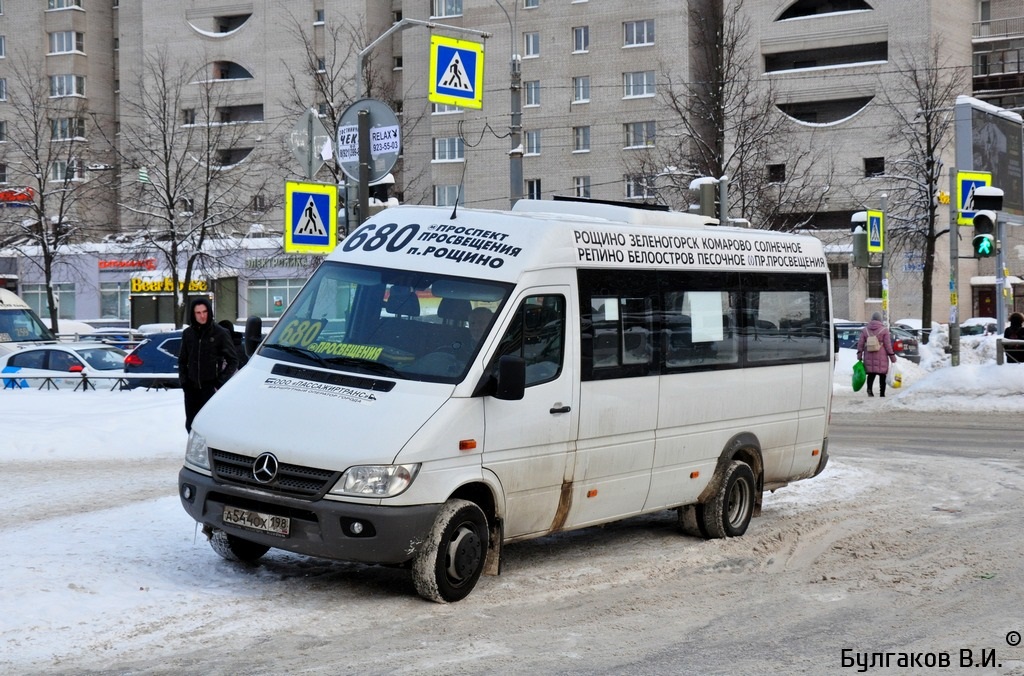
948, 167, 961, 366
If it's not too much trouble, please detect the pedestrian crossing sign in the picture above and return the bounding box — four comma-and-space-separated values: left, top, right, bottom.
866, 209, 884, 253
284, 181, 337, 254
956, 170, 992, 226
429, 35, 484, 110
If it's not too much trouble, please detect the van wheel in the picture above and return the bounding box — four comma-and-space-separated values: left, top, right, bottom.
412, 499, 488, 603
209, 528, 270, 563
700, 460, 756, 539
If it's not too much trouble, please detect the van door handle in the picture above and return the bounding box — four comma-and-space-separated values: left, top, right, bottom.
549, 404, 571, 414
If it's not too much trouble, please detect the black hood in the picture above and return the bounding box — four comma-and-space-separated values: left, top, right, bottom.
188, 297, 213, 330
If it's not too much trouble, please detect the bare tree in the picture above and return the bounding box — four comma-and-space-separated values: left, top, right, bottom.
0, 55, 112, 332
641, 0, 832, 229
874, 44, 968, 342
98, 50, 279, 328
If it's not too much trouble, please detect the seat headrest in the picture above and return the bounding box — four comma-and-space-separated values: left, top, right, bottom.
437, 297, 472, 323
385, 287, 420, 317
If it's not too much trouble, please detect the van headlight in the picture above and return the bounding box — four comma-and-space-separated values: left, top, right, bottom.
331, 464, 420, 497
185, 430, 210, 470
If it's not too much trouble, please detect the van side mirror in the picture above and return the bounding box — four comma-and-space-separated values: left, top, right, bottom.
244, 316, 263, 357
494, 355, 526, 400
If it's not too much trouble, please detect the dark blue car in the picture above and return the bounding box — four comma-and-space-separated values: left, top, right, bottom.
123, 331, 182, 388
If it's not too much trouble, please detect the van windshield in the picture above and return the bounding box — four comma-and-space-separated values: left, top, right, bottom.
0, 308, 57, 344
260, 262, 512, 384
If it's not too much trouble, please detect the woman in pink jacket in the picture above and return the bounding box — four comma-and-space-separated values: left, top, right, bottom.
856, 312, 897, 397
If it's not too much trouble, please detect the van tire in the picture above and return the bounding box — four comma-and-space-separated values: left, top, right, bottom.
209, 528, 270, 563
701, 460, 756, 539
412, 499, 488, 603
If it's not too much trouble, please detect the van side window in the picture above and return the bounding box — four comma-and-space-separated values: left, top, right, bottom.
663, 289, 738, 368
579, 268, 830, 381
493, 294, 565, 386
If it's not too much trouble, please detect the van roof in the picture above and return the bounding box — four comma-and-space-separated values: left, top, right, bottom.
0, 288, 31, 309
331, 203, 828, 282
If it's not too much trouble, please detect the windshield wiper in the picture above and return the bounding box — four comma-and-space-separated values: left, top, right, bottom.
263, 343, 329, 368
323, 356, 401, 378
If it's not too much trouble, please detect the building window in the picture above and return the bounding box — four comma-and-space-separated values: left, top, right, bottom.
625, 175, 654, 199
49, 74, 85, 97
624, 121, 656, 148
524, 32, 540, 57
50, 159, 84, 181
574, 175, 591, 198
828, 262, 849, 281
0, 78, 6, 101
432, 0, 462, 18
0, 163, 7, 183
314, 8, 325, 24
0, 36, 5, 58
867, 266, 882, 299
526, 179, 542, 200
100, 282, 130, 320
0, 121, 6, 142
432, 102, 461, 114
766, 163, 786, 183
573, 26, 589, 53
434, 184, 464, 206
316, 101, 329, 117
182, 108, 195, 125
525, 129, 541, 155
524, 0, 538, 8
23, 283, 76, 319
573, 126, 590, 152
247, 279, 306, 318
251, 193, 268, 212
864, 157, 885, 177
433, 137, 465, 161
624, 20, 655, 47
623, 71, 655, 98
48, 31, 84, 54
393, 56, 403, 70
524, 80, 541, 107
47, 0, 82, 9
573, 75, 590, 103
316, 58, 326, 73
51, 117, 86, 140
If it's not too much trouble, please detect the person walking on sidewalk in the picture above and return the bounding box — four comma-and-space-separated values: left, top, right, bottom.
178, 298, 238, 432
856, 311, 897, 397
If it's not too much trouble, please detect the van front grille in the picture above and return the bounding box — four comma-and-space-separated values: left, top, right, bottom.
210, 449, 340, 499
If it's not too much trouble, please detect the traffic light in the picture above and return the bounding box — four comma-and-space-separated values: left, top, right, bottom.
972, 210, 996, 258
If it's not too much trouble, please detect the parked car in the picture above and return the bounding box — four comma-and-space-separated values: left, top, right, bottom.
0, 342, 128, 389
123, 330, 182, 389
960, 317, 998, 336
834, 322, 921, 364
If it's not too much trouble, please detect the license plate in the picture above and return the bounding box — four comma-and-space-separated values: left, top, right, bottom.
222, 505, 290, 537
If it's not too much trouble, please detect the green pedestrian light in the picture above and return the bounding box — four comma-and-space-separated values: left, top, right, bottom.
972, 210, 997, 259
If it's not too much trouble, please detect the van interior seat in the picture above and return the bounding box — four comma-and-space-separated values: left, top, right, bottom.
437, 297, 471, 325
385, 287, 420, 317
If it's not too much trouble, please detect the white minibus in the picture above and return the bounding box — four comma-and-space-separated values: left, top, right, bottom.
178, 199, 833, 602
0, 288, 57, 356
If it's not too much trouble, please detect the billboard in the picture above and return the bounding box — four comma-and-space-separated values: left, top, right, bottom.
955, 95, 1023, 216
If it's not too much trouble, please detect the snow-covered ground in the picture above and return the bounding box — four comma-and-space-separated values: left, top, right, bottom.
2, 330, 1023, 674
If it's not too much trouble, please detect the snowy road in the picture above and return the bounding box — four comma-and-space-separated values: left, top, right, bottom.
2, 393, 1024, 675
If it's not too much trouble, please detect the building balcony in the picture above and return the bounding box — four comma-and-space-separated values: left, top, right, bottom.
973, 17, 1024, 40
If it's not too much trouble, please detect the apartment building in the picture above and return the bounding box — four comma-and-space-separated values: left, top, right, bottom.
0, 0, 1020, 327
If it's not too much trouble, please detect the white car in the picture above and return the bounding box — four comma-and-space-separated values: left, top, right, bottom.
0, 342, 128, 390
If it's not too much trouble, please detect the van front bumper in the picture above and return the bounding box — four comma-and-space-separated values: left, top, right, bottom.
178, 467, 440, 565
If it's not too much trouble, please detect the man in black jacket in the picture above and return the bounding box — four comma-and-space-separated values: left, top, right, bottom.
178, 298, 238, 432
